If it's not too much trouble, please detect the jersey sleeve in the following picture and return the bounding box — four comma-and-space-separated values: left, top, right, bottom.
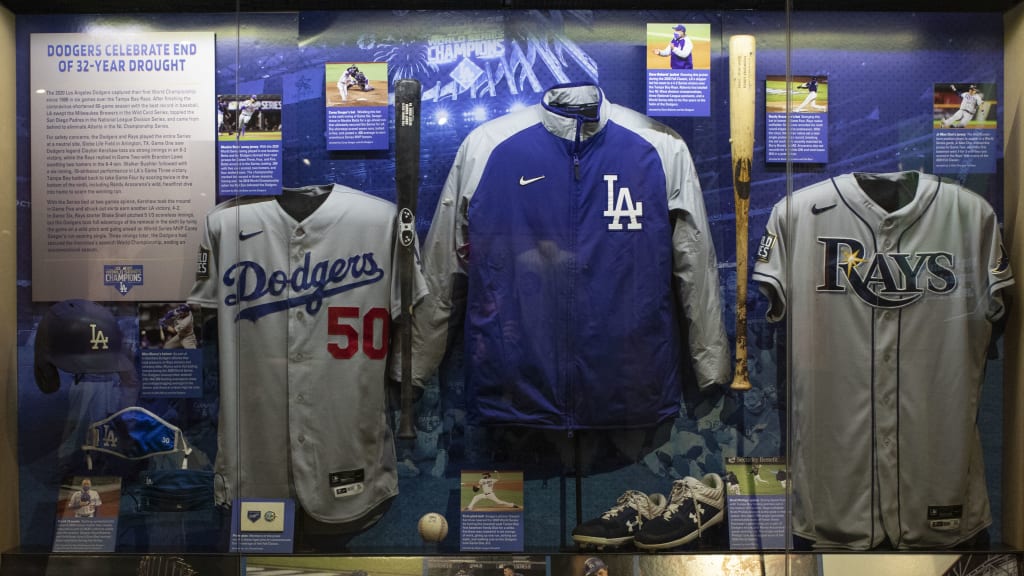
666, 140, 732, 389
752, 199, 788, 322
983, 209, 1014, 321
186, 211, 221, 309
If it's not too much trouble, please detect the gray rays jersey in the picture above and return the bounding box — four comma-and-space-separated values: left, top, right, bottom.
752, 171, 1013, 549
188, 185, 426, 525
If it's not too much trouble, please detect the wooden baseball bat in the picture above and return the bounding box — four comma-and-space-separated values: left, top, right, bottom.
395, 78, 422, 439
729, 35, 755, 391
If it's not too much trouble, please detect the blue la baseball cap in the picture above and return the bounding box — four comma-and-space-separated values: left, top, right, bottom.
673, 24, 686, 32
34, 299, 135, 393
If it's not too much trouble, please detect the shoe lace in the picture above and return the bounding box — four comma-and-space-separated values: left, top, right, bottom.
663, 478, 706, 533
601, 490, 646, 520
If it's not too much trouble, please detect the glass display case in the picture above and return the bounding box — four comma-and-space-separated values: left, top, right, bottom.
1, 0, 1022, 573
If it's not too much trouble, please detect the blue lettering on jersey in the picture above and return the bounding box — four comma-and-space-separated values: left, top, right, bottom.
817, 237, 956, 308
223, 251, 384, 321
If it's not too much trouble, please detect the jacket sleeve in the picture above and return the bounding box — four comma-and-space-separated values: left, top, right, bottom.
396, 138, 474, 387
667, 139, 732, 389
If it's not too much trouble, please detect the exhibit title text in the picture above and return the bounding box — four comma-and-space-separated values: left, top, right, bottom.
45, 42, 199, 73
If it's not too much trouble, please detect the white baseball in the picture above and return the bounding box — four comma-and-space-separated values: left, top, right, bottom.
417, 512, 448, 542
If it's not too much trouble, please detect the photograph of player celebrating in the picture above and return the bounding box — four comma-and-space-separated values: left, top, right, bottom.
235, 95, 259, 137
461, 471, 523, 512
651, 24, 693, 69
645, 23, 711, 70
66, 478, 102, 518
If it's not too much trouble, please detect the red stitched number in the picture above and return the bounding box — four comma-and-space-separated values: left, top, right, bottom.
327, 306, 389, 360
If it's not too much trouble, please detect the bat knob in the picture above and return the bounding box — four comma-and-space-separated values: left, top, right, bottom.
730, 376, 753, 391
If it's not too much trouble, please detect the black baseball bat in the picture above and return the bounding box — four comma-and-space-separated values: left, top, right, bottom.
395, 78, 421, 440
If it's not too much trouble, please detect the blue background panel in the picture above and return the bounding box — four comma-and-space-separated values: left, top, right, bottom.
13, 9, 1006, 552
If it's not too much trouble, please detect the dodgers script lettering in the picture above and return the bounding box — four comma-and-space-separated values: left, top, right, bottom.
223, 251, 385, 321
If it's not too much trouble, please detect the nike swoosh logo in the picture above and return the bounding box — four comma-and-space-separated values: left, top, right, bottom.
811, 203, 837, 215
519, 175, 545, 186
239, 230, 264, 240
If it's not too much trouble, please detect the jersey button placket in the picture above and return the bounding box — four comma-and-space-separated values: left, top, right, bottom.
288, 226, 307, 366
289, 225, 313, 455
874, 231, 901, 542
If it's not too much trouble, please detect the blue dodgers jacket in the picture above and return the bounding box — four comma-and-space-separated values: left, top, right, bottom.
409, 83, 731, 429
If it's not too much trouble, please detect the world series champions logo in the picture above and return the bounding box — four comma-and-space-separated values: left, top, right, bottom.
103, 264, 144, 296
817, 237, 956, 308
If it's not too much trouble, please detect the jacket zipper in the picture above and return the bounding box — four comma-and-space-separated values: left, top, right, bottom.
566, 116, 583, 429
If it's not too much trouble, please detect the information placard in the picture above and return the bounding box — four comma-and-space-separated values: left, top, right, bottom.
725, 456, 789, 550
932, 82, 998, 174
459, 470, 524, 552
52, 475, 121, 552
765, 75, 829, 163
325, 62, 389, 151
30, 32, 216, 301
645, 23, 712, 117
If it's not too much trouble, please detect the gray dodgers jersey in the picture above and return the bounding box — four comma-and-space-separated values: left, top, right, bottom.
188, 185, 426, 524
752, 171, 1013, 549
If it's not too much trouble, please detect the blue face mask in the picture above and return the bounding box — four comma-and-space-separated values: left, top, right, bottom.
83, 406, 192, 470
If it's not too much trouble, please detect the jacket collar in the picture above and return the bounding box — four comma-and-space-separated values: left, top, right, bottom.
540, 82, 609, 142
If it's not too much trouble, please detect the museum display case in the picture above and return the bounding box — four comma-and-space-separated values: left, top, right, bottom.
1, 0, 1023, 573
